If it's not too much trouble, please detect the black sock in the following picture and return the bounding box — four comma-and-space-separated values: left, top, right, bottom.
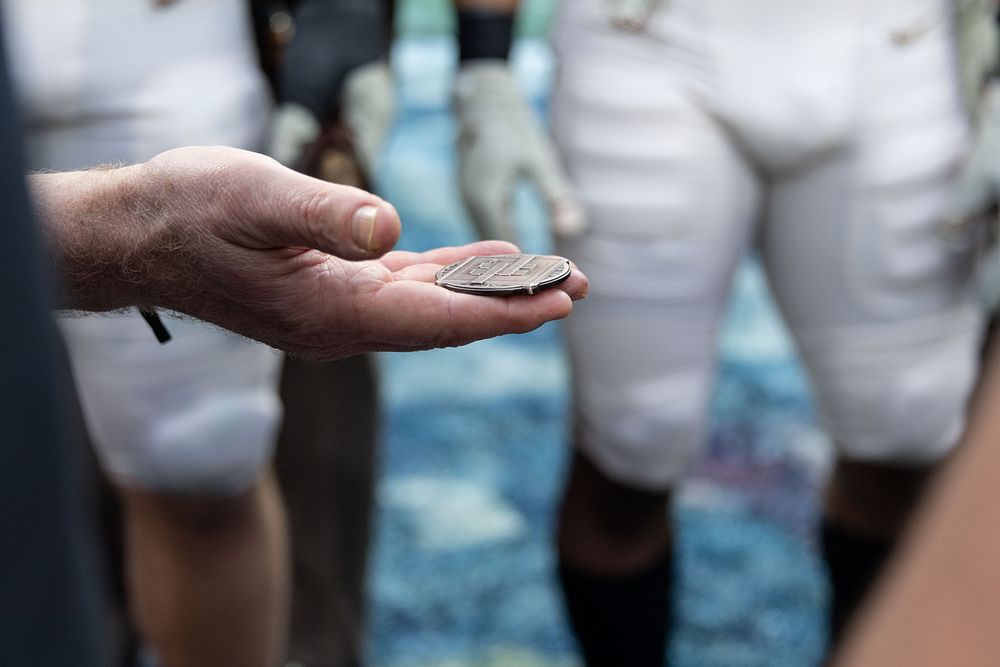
557, 548, 673, 667
821, 518, 895, 651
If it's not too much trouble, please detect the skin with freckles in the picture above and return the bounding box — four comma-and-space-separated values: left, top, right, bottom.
29, 146, 587, 360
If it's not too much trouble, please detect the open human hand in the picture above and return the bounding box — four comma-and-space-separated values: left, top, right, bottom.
30, 146, 587, 360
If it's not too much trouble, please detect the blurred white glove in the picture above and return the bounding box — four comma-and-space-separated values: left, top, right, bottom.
940, 0, 998, 230
945, 0, 1000, 313
955, 0, 1000, 116
342, 60, 395, 180
944, 82, 1000, 312
454, 60, 585, 243
266, 61, 394, 180
266, 101, 322, 168
946, 83, 1000, 227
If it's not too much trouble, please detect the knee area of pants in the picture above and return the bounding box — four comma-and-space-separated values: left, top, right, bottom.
820, 359, 975, 464
129, 391, 282, 495
578, 401, 705, 491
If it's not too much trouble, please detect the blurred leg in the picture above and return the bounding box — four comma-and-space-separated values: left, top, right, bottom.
824, 461, 935, 541
557, 451, 674, 667
833, 345, 1000, 667
88, 458, 139, 667
761, 4, 980, 648
123, 471, 289, 667
68, 368, 138, 667
821, 459, 935, 644
276, 4, 388, 657
58, 315, 286, 666
550, 3, 760, 661
559, 450, 673, 572
276, 354, 379, 667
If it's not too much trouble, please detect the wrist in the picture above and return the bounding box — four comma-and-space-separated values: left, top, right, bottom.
455, 59, 522, 114
457, 8, 514, 62
29, 164, 173, 312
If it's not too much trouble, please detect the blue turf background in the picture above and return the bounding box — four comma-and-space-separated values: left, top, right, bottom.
369, 22, 832, 667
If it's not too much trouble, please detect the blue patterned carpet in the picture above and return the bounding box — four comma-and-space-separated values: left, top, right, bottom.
368, 37, 831, 667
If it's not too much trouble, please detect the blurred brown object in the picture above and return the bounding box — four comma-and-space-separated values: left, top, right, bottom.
833, 342, 1000, 667
297, 119, 368, 189
275, 106, 379, 664
275, 353, 379, 667
270, 22, 384, 658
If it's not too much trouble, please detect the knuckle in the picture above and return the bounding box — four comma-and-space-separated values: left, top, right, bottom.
295, 190, 338, 248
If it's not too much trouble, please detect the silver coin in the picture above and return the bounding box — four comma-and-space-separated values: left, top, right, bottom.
435, 254, 572, 296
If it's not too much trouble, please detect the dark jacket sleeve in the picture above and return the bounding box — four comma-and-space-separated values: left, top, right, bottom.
0, 23, 105, 667
276, 0, 391, 122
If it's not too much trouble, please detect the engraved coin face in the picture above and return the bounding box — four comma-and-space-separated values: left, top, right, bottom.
435, 254, 573, 296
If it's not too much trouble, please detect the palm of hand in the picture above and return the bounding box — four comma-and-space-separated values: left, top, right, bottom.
143, 147, 586, 360
243, 242, 583, 360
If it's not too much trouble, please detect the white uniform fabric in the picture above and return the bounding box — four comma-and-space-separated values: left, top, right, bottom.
3, 0, 283, 494
552, 0, 984, 489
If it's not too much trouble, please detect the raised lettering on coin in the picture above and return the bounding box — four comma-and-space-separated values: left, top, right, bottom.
435, 254, 572, 296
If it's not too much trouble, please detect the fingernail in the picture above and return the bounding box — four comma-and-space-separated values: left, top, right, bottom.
352, 205, 379, 252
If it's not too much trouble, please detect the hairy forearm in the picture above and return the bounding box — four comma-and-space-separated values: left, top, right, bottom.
28, 164, 174, 312
17, 145, 584, 361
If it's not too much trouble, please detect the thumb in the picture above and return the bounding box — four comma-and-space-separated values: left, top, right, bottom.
147, 147, 402, 259
525, 140, 588, 237
459, 149, 519, 242
254, 169, 402, 260
944, 82, 1000, 226
265, 103, 321, 168
462, 176, 517, 243
947, 155, 997, 224
343, 60, 395, 180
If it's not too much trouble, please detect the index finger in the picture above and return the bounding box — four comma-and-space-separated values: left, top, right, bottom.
366, 279, 576, 349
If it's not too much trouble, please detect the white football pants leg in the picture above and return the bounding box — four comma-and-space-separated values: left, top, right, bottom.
4, 0, 282, 494
552, 0, 982, 490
